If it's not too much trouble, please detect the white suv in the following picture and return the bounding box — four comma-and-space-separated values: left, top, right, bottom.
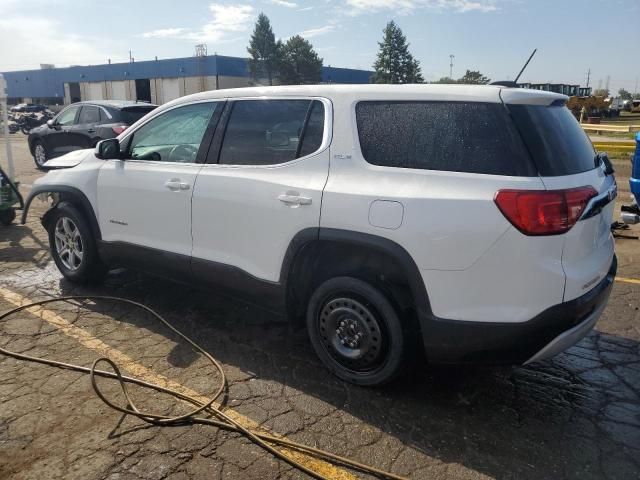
23, 85, 617, 386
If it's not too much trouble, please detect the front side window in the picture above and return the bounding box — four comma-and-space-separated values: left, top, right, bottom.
128, 102, 217, 163
219, 100, 325, 166
56, 106, 80, 126
355, 101, 535, 176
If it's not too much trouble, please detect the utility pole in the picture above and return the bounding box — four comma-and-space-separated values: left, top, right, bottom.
129, 50, 133, 63
585, 68, 591, 88
605, 75, 610, 95
449, 54, 455, 79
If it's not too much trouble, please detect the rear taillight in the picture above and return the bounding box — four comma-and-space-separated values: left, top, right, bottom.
494, 186, 597, 235
112, 125, 127, 135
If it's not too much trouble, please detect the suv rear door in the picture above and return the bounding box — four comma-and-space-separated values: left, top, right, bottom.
190, 98, 330, 299
505, 98, 616, 302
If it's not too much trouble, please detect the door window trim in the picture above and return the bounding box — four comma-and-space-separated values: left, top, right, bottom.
204, 96, 333, 168
118, 100, 225, 165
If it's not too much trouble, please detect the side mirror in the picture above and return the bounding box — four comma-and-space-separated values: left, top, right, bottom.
95, 138, 122, 160
46, 119, 56, 129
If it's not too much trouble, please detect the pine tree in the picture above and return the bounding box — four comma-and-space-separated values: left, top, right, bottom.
247, 13, 282, 86
458, 70, 490, 85
372, 21, 423, 84
279, 35, 323, 85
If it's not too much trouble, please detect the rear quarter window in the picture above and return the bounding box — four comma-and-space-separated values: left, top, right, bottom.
508, 105, 596, 176
355, 101, 535, 176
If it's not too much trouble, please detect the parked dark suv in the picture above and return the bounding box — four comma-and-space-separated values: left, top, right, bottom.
28, 100, 157, 169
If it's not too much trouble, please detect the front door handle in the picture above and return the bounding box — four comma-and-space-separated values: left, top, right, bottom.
87, 128, 96, 134
278, 193, 312, 206
165, 179, 191, 191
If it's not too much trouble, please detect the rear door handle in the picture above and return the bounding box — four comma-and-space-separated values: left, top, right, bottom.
165, 179, 191, 191
278, 193, 312, 206
87, 128, 96, 134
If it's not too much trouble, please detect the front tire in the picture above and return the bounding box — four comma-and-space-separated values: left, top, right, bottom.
47, 203, 107, 284
306, 277, 406, 386
32, 140, 48, 169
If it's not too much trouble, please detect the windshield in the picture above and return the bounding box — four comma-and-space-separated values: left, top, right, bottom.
508, 104, 596, 176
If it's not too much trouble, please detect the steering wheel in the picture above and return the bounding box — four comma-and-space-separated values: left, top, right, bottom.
168, 144, 198, 163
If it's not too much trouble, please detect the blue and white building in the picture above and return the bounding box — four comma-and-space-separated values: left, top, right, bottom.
2, 55, 373, 106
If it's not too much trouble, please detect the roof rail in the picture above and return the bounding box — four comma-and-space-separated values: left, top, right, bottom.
490, 81, 518, 88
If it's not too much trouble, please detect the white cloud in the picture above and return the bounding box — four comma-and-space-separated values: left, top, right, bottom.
0, 15, 121, 70
299, 25, 335, 38
137, 4, 254, 44
268, 0, 298, 7
140, 28, 187, 39
343, 0, 498, 15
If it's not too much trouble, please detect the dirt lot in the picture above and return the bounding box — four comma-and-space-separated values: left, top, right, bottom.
1, 135, 639, 480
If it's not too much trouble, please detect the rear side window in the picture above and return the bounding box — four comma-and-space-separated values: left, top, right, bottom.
219, 100, 325, 166
120, 106, 157, 125
508, 105, 596, 176
355, 101, 535, 176
78, 106, 100, 124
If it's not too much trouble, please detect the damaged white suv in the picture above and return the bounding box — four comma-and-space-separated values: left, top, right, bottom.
23, 84, 617, 386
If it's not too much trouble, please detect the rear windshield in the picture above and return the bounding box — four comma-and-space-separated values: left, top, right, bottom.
355, 101, 536, 176
508, 105, 596, 176
119, 106, 156, 125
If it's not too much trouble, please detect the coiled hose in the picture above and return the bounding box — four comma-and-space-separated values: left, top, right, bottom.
0, 295, 409, 480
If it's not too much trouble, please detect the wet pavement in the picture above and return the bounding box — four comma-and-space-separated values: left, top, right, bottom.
1, 136, 639, 480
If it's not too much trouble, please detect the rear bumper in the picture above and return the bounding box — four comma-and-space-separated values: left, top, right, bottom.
422, 255, 617, 364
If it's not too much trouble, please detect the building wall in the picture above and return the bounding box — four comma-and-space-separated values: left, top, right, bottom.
1, 55, 373, 104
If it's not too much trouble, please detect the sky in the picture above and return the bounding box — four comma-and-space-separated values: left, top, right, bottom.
0, 0, 638, 94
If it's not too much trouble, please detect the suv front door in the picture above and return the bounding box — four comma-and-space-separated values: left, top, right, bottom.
47, 105, 81, 157
96, 101, 221, 278
191, 98, 330, 304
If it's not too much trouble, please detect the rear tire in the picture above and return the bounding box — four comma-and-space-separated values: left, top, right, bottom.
46, 202, 108, 284
306, 276, 406, 386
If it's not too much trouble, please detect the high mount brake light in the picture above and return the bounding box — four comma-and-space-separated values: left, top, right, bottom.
494, 187, 597, 236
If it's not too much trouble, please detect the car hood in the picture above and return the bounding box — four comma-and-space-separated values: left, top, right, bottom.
43, 149, 93, 169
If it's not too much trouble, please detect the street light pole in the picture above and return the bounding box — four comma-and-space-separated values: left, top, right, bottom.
449, 54, 455, 79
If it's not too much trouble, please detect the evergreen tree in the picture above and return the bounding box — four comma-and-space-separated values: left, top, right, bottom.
618, 88, 633, 100
372, 21, 424, 84
247, 13, 282, 86
279, 35, 323, 85
457, 70, 491, 85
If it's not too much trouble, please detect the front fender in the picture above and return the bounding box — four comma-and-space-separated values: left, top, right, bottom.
21, 185, 102, 240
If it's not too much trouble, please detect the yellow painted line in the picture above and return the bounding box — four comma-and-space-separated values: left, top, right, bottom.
0, 287, 357, 480
615, 276, 640, 285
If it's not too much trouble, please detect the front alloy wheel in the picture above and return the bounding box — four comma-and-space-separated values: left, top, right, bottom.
47, 202, 107, 284
34, 142, 47, 168
54, 217, 84, 270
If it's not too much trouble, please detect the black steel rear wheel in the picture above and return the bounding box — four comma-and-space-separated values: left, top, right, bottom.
307, 277, 405, 386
